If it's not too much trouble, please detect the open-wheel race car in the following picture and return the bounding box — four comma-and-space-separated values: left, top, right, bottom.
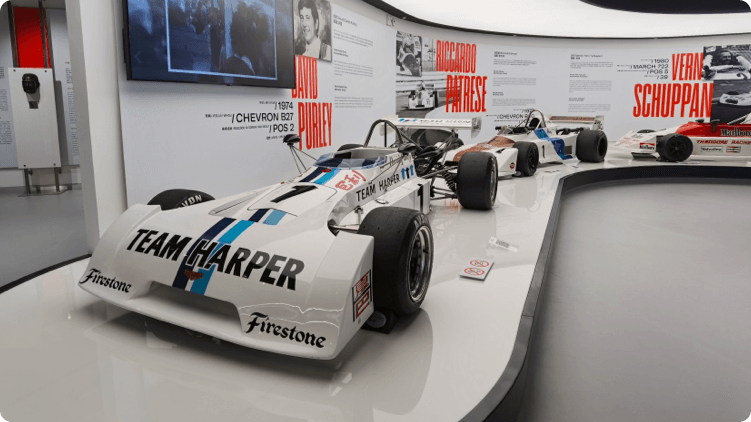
383, 116, 522, 180
407, 84, 439, 110
484, 110, 608, 176
394, 110, 608, 178
78, 119, 498, 360
614, 113, 751, 162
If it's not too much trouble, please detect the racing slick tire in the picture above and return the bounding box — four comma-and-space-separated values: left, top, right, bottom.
513, 141, 539, 177
726, 91, 740, 96
432, 92, 439, 109
637, 129, 655, 134
656, 133, 693, 162
147, 189, 215, 210
456, 151, 498, 210
358, 208, 433, 316
338, 144, 362, 151
576, 129, 608, 163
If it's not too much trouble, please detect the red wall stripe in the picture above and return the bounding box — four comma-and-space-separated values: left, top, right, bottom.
13, 7, 50, 68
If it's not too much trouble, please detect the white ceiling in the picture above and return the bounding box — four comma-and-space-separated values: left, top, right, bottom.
380, 0, 751, 38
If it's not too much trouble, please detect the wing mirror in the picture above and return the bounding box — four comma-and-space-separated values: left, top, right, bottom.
283, 134, 301, 146
397, 143, 419, 155
711, 119, 720, 132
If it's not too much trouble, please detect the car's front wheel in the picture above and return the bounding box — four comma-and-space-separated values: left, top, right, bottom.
657, 133, 693, 162
456, 151, 497, 210
576, 129, 608, 162
147, 189, 215, 210
358, 208, 433, 316
513, 141, 539, 177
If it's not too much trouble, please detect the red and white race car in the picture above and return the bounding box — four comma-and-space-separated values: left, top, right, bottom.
614, 113, 751, 162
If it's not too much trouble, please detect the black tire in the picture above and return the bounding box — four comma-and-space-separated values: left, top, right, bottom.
358, 208, 433, 316
147, 189, 214, 210
656, 133, 693, 162
726, 91, 740, 96
637, 129, 655, 134
513, 141, 539, 177
456, 152, 497, 210
338, 144, 362, 151
432, 92, 439, 109
576, 129, 608, 162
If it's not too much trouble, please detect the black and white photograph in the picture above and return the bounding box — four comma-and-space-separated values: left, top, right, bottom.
166, 0, 278, 79
702, 45, 751, 81
710, 79, 751, 123
293, 0, 332, 61
396, 31, 422, 76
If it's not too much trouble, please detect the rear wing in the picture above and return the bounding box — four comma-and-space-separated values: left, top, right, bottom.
548, 115, 605, 131
384, 116, 482, 138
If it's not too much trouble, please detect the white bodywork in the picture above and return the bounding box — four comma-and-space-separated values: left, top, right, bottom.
79, 149, 431, 360
614, 114, 751, 159
443, 112, 605, 171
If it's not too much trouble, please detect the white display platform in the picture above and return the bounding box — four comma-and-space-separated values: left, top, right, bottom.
1, 154, 750, 422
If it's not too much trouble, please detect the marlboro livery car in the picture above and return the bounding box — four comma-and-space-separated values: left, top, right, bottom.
408, 85, 439, 110
614, 113, 751, 162
719, 91, 751, 106
79, 119, 498, 360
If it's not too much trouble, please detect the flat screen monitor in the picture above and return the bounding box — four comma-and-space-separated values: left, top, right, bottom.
124, 0, 295, 89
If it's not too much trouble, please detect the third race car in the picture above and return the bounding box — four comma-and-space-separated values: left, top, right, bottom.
614, 113, 751, 162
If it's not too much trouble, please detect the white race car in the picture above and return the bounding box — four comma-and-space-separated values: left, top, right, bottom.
718, 91, 751, 106
445, 110, 608, 177
79, 119, 498, 360
614, 113, 751, 162
408, 85, 439, 110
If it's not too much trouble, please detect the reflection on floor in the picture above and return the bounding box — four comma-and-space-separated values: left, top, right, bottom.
0, 185, 87, 288
518, 181, 751, 422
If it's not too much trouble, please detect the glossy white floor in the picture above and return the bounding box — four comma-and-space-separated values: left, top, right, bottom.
517, 180, 751, 422
0, 155, 749, 422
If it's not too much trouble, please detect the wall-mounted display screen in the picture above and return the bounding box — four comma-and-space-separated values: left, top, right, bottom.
124, 0, 295, 88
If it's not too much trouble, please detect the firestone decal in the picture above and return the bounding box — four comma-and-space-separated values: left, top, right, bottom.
245, 312, 326, 348
79, 268, 132, 293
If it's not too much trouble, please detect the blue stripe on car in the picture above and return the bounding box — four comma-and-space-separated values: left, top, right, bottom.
249, 209, 268, 222
190, 220, 254, 295
172, 217, 235, 290
300, 168, 324, 182
313, 169, 340, 185
263, 209, 286, 226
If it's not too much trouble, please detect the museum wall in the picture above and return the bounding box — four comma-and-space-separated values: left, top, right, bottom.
113, 0, 751, 207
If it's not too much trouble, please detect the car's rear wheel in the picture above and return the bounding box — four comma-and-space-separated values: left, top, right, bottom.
456, 152, 497, 210
656, 133, 693, 162
148, 189, 214, 210
576, 129, 608, 162
513, 141, 539, 177
726, 91, 740, 96
358, 208, 433, 316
